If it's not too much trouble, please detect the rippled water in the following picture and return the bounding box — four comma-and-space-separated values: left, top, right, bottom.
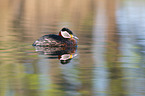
0, 0, 145, 96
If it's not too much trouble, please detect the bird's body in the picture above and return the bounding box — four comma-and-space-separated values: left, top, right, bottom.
32, 28, 78, 47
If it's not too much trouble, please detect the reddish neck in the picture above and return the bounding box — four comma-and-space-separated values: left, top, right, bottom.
59, 32, 62, 36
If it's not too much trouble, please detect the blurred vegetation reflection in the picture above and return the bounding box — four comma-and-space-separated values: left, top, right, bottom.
0, 0, 145, 96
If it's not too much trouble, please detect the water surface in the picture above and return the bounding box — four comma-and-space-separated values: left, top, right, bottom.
0, 0, 145, 96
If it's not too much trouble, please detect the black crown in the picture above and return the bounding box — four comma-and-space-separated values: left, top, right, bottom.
61, 28, 73, 34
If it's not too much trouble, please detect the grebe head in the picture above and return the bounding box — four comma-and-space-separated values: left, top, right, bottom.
59, 28, 78, 39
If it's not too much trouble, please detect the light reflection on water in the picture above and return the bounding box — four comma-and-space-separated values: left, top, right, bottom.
0, 0, 145, 96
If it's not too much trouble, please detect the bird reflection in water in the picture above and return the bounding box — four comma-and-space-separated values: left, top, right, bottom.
33, 46, 77, 64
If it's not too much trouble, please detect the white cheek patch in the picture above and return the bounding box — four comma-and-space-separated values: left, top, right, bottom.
60, 54, 77, 60
60, 54, 71, 60
61, 31, 71, 38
